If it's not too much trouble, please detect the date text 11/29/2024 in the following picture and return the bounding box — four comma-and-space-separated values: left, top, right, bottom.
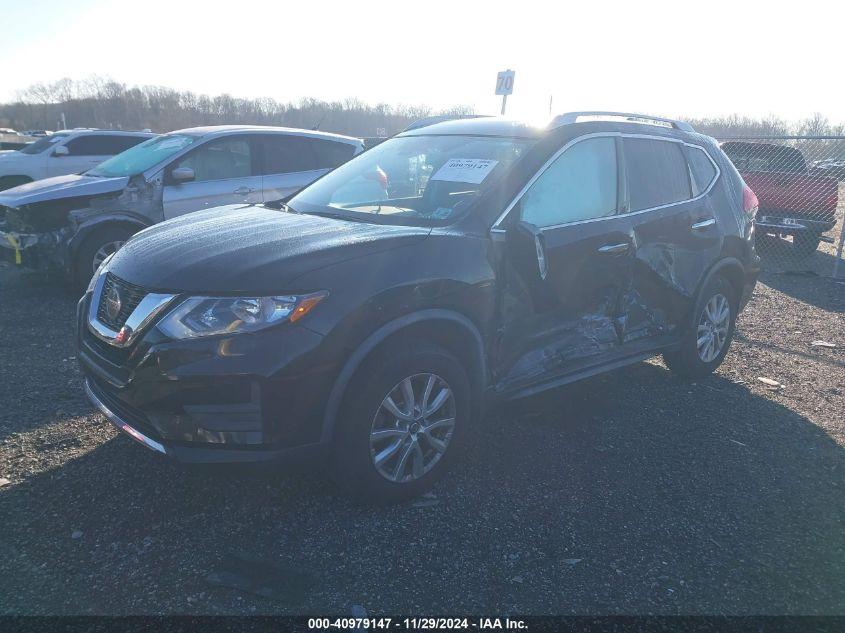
308, 617, 528, 630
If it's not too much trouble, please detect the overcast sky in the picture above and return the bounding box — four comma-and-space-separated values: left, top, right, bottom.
1, 0, 842, 125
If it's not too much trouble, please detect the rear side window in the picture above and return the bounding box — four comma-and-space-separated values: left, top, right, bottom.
687, 146, 717, 193
624, 138, 691, 211
521, 136, 617, 227
65, 134, 146, 156
310, 139, 357, 169
261, 136, 317, 174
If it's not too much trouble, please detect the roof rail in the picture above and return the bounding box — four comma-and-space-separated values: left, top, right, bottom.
551, 111, 695, 133
402, 114, 491, 132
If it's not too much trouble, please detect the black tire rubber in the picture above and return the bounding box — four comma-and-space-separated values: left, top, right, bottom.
331, 341, 471, 503
0, 176, 32, 192
793, 233, 822, 259
72, 225, 135, 291
662, 275, 738, 379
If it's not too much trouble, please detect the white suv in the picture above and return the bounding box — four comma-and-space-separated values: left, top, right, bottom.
0, 129, 155, 190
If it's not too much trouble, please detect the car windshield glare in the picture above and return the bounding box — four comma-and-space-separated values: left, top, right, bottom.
289, 134, 534, 225
19, 133, 69, 155
86, 134, 197, 178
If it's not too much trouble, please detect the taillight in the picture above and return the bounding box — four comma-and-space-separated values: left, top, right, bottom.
375, 166, 389, 190
366, 165, 389, 190
743, 184, 758, 217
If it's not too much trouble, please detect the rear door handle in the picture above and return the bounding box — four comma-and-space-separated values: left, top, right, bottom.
234, 186, 255, 195
691, 218, 716, 230
597, 242, 630, 255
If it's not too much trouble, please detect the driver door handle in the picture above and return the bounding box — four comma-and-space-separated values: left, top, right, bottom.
598, 242, 630, 255
234, 186, 256, 195
691, 218, 716, 230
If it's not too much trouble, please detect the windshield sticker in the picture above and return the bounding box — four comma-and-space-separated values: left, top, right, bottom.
431, 158, 499, 184
432, 207, 453, 219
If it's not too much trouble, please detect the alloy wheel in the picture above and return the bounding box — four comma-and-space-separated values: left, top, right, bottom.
369, 373, 456, 483
697, 293, 730, 363
92, 240, 125, 273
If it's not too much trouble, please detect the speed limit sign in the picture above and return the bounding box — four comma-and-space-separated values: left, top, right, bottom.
495, 70, 515, 96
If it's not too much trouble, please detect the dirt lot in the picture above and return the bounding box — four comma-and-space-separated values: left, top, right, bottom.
0, 254, 843, 616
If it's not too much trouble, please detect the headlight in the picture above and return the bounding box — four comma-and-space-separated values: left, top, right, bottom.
157, 291, 328, 339
87, 252, 114, 293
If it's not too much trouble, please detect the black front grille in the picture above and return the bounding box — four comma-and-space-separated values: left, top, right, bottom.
83, 327, 133, 366
97, 273, 148, 331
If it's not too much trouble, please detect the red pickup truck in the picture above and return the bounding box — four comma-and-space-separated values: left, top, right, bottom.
720, 141, 839, 256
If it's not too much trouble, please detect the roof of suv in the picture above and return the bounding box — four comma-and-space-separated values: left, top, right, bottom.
172, 125, 362, 144
400, 112, 699, 141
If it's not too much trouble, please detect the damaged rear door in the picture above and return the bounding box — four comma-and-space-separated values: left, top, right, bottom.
622, 136, 721, 343
494, 134, 634, 393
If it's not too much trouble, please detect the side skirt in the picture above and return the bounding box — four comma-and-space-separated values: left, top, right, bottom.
492, 338, 679, 402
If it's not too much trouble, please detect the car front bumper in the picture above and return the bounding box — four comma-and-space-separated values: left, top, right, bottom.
0, 227, 70, 271
77, 291, 340, 464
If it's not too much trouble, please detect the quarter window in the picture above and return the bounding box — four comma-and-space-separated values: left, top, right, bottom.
687, 146, 717, 193
175, 137, 252, 182
624, 138, 691, 211
520, 136, 617, 227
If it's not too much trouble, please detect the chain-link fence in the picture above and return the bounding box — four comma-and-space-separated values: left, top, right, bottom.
716, 136, 845, 278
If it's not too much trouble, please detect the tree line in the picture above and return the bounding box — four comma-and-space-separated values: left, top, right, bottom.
1, 77, 843, 152
0, 77, 473, 137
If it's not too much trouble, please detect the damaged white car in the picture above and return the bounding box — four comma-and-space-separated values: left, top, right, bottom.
0, 125, 363, 288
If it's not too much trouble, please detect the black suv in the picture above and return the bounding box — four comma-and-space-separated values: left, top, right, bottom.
76, 112, 760, 502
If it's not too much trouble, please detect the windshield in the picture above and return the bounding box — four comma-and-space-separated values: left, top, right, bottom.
86, 134, 197, 178
19, 133, 69, 155
289, 134, 534, 225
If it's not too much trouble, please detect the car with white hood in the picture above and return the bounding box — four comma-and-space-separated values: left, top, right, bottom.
0, 125, 364, 287
0, 129, 155, 191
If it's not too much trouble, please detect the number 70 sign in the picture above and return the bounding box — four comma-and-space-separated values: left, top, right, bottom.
495, 70, 515, 96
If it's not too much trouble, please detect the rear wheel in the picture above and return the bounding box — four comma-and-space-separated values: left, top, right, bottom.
332, 342, 471, 503
793, 233, 822, 259
72, 225, 134, 291
663, 275, 738, 379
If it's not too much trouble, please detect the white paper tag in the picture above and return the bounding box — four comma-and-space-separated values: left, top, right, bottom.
431, 158, 499, 184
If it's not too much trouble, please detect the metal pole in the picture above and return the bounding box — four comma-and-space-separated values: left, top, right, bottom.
834, 214, 845, 279
500, 94, 508, 116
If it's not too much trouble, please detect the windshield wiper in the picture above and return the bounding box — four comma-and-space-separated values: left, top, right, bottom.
305, 210, 371, 223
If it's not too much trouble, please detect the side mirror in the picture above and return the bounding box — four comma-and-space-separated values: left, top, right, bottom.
506, 219, 548, 281
170, 167, 195, 183
52, 145, 69, 157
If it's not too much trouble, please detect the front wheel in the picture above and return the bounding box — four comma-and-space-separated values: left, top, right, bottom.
332, 342, 471, 503
663, 275, 738, 379
72, 226, 134, 291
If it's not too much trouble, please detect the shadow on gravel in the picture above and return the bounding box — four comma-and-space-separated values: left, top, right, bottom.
0, 270, 84, 442
753, 243, 845, 312
1, 362, 843, 615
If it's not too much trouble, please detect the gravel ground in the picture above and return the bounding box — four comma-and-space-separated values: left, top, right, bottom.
0, 255, 843, 616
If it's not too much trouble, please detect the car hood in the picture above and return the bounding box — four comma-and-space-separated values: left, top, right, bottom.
108, 205, 431, 294
0, 174, 129, 208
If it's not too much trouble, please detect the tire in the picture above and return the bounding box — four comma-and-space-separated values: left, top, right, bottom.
0, 176, 32, 192
793, 233, 822, 259
331, 341, 472, 503
663, 275, 738, 379
72, 225, 135, 291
